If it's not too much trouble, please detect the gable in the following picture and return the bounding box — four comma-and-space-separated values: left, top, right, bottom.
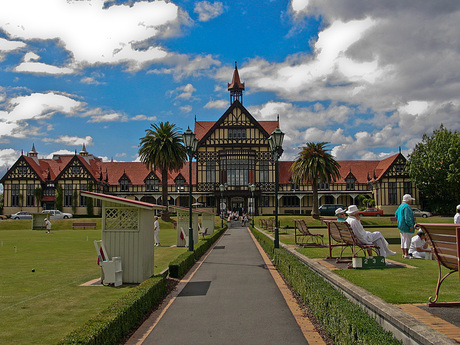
1, 156, 42, 183
57, 156, 96, 181
380, 154, 408, 179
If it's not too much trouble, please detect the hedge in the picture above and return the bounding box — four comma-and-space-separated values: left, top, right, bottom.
169, 227, 226, 278
57, 274, 167, 345
250, 228, 402, 345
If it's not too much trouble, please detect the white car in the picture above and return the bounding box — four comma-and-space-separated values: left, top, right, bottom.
411, 208, 432, 218
41, 210, 73, 219
10, 211, 33, 220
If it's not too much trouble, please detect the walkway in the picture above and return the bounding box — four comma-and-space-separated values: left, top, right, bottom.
126, 222, 323, 345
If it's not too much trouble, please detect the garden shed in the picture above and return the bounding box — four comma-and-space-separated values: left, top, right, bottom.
170, 206, 200, 247
81, 191, 165, 284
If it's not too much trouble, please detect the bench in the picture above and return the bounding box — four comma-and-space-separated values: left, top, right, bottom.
72, 222, 97, 229
416, 223, 460, 307
323, 220, 352, 262
294, 219, 324, 247
323, 220, 380, 265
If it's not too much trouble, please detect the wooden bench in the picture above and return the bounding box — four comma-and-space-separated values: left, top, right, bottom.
72, 222, 97, 229
294, 219, 324, 247
323, 220, 352, 262
416, 223, 460, 307
323, 220, 380, 264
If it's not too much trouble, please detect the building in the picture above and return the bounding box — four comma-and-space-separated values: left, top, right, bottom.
0, 64, 419, 216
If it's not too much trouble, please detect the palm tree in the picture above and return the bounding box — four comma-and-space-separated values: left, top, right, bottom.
289, 142, 341, 219
138, 122, 187, 221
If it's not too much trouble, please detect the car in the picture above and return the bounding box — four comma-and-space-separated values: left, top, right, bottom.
0, 215, 8, 220
358, 208, 384, 216
411, 208, 432, 218
41, 210, 73, 219
319, 204, 346, 216
10, 211, 33, 220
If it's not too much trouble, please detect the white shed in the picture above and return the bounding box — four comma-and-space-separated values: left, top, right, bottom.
170, 206, 200, 247
81, 191, 165, 284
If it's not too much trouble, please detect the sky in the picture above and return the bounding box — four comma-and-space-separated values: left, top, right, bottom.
1, 0, 460, 184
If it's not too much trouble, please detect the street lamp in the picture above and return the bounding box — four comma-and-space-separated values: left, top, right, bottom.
219, 183, 228, 228
183, 127, 199, 251
248, 183, 256, 227
268, 127, 284, 249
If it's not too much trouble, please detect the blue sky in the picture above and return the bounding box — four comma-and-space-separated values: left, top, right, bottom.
1, 0, 460, 184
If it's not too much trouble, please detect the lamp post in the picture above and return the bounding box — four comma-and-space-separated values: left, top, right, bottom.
268, 127, 284, 249
248, 183, 256, 227
219, 183, 227, 228
182, 127, 199, 251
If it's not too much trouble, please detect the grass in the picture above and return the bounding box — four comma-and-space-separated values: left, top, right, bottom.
0, 216, 222, 345
255, 215, 460, 305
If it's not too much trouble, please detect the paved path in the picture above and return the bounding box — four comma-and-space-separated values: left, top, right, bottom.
126, 224, 317, 345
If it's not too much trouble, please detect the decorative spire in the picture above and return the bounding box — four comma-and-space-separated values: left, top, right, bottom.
228, 61, 245, 105
28, 144, 38, 158
80, 143, 88, 157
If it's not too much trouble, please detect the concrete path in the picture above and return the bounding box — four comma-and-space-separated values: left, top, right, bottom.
126, 223, 315, 345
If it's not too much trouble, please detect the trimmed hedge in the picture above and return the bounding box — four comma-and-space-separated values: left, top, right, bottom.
58, 274, 167, 345
250, 228, 402, 345
169, 228, 226, 278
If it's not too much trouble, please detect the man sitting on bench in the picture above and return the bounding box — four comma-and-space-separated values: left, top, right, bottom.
346, 205, 397, 257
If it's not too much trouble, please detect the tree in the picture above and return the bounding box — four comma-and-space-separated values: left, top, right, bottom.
290, 142, 341, 219
86, 181, 94, 217
55, 185, 63, 211
408, 125, 460, 215
138, 122, 187, 221
34, 187, 43, 212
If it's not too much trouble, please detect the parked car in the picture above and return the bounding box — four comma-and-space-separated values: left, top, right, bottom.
319, 204, 345, 216
411, 208, 431, 218
358, 208, 384, 216
41, 210, 73, 219
0, 215, 8, 220
10, 211, 33, 220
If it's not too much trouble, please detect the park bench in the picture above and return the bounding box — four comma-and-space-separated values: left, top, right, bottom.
323, 220, 353, 262
294, 219, 324, 247
72, 222, 97, 229
323, 220, 380, 265
416, 223, 460, 307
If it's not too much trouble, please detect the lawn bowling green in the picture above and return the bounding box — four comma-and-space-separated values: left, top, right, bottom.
81, 191, 165, 284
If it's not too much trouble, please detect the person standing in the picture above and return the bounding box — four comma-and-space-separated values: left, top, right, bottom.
454, 204, 460, 224
153, 216, 160, 246
346, 205, 396, 257
44, 218, 51, 234
395, 194, 416, 259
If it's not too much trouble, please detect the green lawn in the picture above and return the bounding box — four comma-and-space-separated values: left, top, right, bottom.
0, 217, 211, 345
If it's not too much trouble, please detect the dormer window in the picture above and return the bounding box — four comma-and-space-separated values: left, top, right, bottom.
120, 177, 130, 192
318, 179, 329, 190
290, 178, 299, 191
346, 177, 356, 190
146, 178, 159, 192
176, 178, 185, 192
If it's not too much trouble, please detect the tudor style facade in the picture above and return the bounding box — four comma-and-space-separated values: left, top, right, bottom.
0, 64, 419, 216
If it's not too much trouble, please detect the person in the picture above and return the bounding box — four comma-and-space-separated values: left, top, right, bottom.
335, 207, 347, 221
395, 194, 416, 259
409, 229, 433, 259
44, 218, 51, 234
454, 204, 460, 224
153, 216, 160, 246
346, 205, 396, 257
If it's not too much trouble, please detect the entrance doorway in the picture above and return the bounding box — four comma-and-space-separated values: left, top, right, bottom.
231, 197, 244, 213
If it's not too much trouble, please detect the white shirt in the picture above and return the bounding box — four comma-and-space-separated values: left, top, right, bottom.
154, 220, 160, 232
409, 235, 426, 253
346, 216, 371, 244
454, 212, 460, 224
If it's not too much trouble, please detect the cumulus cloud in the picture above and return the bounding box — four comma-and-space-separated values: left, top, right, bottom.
204, 99, 228, 109
194, 1, 224, 22
0, 0, 182, 71
15, 52, 75, 74
43, 135, 93, 146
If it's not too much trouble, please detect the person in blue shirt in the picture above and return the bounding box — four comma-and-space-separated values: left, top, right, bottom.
395, 194, 415, 259
335, 207, 347, 221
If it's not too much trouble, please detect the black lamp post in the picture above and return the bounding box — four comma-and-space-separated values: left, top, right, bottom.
248, 183, 256, 227
268, 127, 284, 249
183, 127, 199, 251
219, 183, 227, 228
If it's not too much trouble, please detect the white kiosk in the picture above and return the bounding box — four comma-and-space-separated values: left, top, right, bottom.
196, 208, 216, 237
171, 206, 200, 247
81, 191, 165, 284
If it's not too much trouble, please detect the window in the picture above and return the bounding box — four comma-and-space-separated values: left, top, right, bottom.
206, 161, 216, 183
72, 166, 81, 175
388, 182, 397, 205
26, 185, 35, 207
176, 178, 185, 192
283, 196, 299, 207
228, 128, 246, 139
346, 177, 355, 191
64, 184, 73, 207
259, 160, 269, 183
318, 179, 329, 190
12, 184, 20, 207
290, 178, 299, 191
220, 150, 255, 186
146, 179, 159, 192
260, 196, 269, 207
206, 196, 216, 207
120, 178, 129, 192
44, 183, 55, 196
403, 181, 412, 195
80, 184, 87, 207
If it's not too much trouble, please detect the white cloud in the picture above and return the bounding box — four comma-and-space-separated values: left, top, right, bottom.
194, 1, 224, 22
43, 135, 93, 146
15, 52, 75, 74
180, 105, 192, 113
0, 148, 21, 167
204, 99, 227, 109
173, 83, 196, 100
0, 37, 26, 53
0, 0, 181, 71
131, 114, 157, 121
88, 113, 128, 123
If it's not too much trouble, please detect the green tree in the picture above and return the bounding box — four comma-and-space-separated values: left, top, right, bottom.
290, 142, 341, 219
72, 188, 78, 214
34, 187, 43, 212
86, 181, 94, 217
138, 122, 187, 221
55, 185, 63, 211
408, 125, 460, 215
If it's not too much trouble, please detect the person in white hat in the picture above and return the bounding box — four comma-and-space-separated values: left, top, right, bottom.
408, 229, 433, 259
335, 207, 347, 221
394, 194, 415, 258
454, 204, 460, 224
346, 205, 396, 257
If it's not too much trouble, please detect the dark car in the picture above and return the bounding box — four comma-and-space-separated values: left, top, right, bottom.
319, 204, 345, 216
358, 208, 384, 217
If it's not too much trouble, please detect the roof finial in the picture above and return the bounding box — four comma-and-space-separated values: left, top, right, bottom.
228, 61, 245, 105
